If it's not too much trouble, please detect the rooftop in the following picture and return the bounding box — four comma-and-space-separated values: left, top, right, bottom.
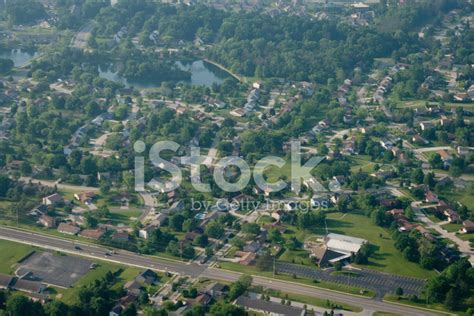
325, 233, 367, 255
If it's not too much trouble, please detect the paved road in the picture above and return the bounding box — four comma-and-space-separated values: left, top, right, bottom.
412, 146, 452, 153
0, 226, 204, 277
19, 177, 99, 192
0, 227, 438, 316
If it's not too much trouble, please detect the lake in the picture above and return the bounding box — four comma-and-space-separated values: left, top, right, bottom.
0, 49, 38, 67
98, 59, 233, 89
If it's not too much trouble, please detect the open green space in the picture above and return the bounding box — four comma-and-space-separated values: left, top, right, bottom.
0, 239, 35, 274
441, 223, 462, 233
384, 294, 458, 315
440, 190, 474, 210
280, 211, 436, 278
324, 212, 436, 278
348, 155, 376, 170
260, 287, 363, 312
53, 259, 168, 304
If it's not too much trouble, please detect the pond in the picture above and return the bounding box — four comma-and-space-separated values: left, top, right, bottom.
0, 49, 38, 67
98, 59, 233, 89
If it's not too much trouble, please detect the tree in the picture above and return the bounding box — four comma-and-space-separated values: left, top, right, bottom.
228, 275, 252, 300
6, 295, 44, 316
444, 288, 458, 310
122, 303, 137, 316
395, 287, 404, 298
205, 220, 224, 238
429, 153, 443, 169
209, 302, 246, 316
44, 301, 69, 316
193, 234, 208, 247
169, 214, 185, 232
242, 222, 261, 235
0, 58, 13, 73
0, 175, 10, 197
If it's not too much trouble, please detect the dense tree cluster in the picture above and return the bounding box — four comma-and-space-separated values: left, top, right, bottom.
5, 0, 46, 25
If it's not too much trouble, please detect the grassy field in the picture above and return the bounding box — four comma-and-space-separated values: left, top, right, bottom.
217, 261, 374, 298
0, 239, 35, 274
260, 288, 363, 312
279, 211, 436, 278
107, 209, 142, 224
441, 223, 462, 233
54, 262, 141, 303
348, 155, 378, 173
440, 190, 474, 210
384, 295, 454, 314
323, 212, 436, 278
54, 259, 169, 304
253, 160, 291, 183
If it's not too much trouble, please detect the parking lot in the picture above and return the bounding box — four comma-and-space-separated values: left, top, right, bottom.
276, 262, 426, 299
16, 251, 92, 288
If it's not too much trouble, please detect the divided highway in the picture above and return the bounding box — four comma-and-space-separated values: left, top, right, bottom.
0, 226, 437, 316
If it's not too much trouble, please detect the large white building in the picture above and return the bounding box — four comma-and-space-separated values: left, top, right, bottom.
310, 233, 367, 267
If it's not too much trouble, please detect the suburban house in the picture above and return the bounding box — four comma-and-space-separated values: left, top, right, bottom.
111, 232, 130, 242
39, 214, 56, 228
205, 282, 228, 298
57, 222, 81, 235
437, 150, 453, 167
235, 295, 305, 316
425, 190, 439, 203
461, 220, 474, 234
309, 233, 367, 267
444, 209, 460, 223
0, 273, 14, 290
139, 224, 156, 240
80, 229, 105, 240
74, 191, 95, 204
135, 269, 159, 285
42, 193, 64, 206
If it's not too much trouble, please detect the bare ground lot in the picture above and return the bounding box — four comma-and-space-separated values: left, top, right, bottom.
15, 251, 92, 288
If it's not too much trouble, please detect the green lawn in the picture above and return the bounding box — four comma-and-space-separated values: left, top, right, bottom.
280, 211, 435, 278
253, 160, 291, 183
258, 215, 276, 224
260, 288, 362, 312
0, 239, 35, 274
107, 209, 142, 224
348, 155, 377, 173
440, 190, 474, 210
441, 223, 462, 233
55, 259, 168, 304
323, 212, 436, 278
279, 249, 312, 265
384, 295, 455, 315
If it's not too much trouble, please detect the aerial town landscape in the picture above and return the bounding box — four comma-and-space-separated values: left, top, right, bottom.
0, 0, 473, 315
